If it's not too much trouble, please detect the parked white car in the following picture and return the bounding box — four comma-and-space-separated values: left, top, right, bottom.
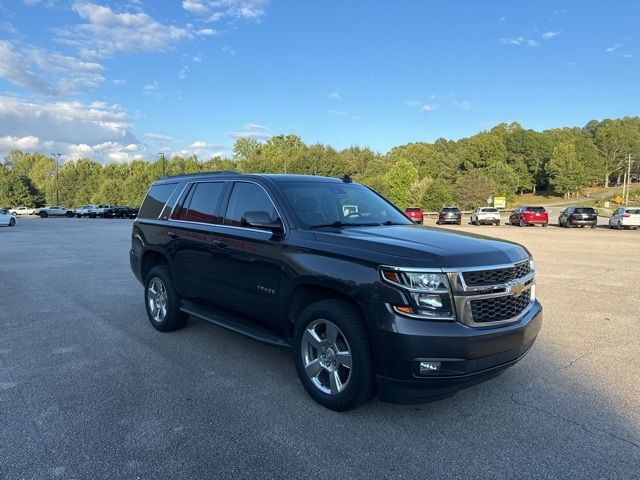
75, 204, 99, 218
608, 207, 640, 230
33, 206, 75, 218
470, 207, 501, 226
8, 206, 36, 215
0, 208, 16, 226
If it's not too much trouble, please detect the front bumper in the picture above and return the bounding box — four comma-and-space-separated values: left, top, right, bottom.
364, 300, 542, 403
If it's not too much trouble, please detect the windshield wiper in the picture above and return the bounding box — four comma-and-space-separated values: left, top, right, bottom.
381, 220, 406, 226
309, 221, 382, 229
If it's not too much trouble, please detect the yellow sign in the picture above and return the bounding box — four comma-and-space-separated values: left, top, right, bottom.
614, 195, 623, 204
494, 196, 506, 208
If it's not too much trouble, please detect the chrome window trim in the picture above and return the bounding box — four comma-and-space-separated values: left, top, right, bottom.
167, 182, 192, 219
170, 219, 276, 236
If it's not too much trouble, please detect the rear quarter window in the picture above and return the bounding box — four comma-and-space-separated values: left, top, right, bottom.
138, 183, 178, 219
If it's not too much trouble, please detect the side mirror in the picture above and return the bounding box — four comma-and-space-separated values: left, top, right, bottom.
243, 211, 284, 235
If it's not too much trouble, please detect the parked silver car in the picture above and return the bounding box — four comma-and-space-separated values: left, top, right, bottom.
608, 207, 640, 230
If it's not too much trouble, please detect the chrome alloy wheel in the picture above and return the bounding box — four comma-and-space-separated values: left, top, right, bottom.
147, 277, 168, 322
301, 319, 353, 395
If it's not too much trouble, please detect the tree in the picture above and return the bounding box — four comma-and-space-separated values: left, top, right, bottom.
546, 142, 588, 197
593, 120, 635, 186
383, 159, 418, 209
421, 179, 455, 211
455, 171, 497, 209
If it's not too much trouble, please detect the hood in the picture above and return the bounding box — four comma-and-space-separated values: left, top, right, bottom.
313, 225, 529, 269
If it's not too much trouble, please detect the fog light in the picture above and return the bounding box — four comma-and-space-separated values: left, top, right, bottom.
419, 361, 441, 373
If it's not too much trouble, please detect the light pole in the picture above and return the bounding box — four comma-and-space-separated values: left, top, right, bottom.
51, 153, 61, 205
157, 152, 166, 177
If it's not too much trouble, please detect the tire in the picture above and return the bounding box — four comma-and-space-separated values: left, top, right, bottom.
591, 224, 597, 229
457, 221, 461, 225
39, 211, 48, 218
495, 221, 500, 226
144, 265, 188, 332
542, 223, 548, 227
519, 218, 525, 227
89, 213, 96, 219
66, 211, 74, 218
76, 213, 82, 218
293, 299, 374, 411
9, 217, 15, 227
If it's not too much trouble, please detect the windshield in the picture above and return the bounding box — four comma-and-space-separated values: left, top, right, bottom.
278, 181, 412, 228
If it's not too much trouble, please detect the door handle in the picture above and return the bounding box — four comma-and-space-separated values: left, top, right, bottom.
211, 239, 228, 248
167, 231, 180, 239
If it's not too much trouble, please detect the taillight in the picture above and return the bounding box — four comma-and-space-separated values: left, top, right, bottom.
623, 213, 630, 217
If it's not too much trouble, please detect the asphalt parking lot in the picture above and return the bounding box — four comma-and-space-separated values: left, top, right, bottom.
1, 217, 639, 480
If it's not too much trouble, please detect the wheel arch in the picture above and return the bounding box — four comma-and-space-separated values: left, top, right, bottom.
287, 284, 368, 338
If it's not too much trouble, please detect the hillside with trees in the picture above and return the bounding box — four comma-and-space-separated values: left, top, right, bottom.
1, 117, 638, 210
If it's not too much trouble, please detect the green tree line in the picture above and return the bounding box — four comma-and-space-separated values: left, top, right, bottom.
1, 117, 638, 211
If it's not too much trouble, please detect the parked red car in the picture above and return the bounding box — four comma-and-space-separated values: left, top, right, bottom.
404, 207, 424, 224
509, 206, 548, 227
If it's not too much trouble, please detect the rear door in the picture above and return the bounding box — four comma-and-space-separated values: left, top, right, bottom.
168, 181, 229, 305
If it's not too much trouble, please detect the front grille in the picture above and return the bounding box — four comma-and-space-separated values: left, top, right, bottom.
470, 290, 531, 324
462, 261, 530, 287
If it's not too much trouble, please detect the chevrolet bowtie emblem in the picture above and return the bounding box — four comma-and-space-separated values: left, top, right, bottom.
506, 280, 525, 295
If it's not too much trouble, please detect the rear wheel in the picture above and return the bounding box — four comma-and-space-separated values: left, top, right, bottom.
542, 223, 548, 227
293, 299, 374, 411
591, 224, 597, 229
39, 211, 48, 218
495, 220, 500, 226
144, 265, 188, 332
519, 218, 525, 227
9, 217, 15, 227
66, 211, 74, 218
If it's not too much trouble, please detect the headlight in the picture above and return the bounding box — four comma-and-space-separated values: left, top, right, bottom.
529, 258, 535, 272
381, 268, 455, 320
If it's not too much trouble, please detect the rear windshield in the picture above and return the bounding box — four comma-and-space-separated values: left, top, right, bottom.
139, 183, 178, 219
574, 208, 596, 214
442, 207, 459, 212
482, 208, 498, 212
406, 208, 421, 212
526, 206, 546, 212
626, 208, 640, 215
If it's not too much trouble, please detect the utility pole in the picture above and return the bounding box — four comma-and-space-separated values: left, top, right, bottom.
51, 153, 61, 205
624, 153, 634, 205
157, 152, 166, 177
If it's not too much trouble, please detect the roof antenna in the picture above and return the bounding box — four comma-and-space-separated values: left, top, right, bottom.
341, 174, 352, 183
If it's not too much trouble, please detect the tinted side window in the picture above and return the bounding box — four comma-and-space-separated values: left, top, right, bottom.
176, 182, 225, 224
138, 183, 178, 219
224, 182, 278, 227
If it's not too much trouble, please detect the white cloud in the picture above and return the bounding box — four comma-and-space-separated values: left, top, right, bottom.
542, 30, 561, 40
57, 2, 193, 59
420, 105, 433, 113
327, 92, 341, 100
197, 28, 217, 36
189, 140, 228, 149
142, 81, 163, 98
499, 17, 506, 22
112, 78, 126, 85
328, 109, 348, 116
0, 41, 54, 94
453, 100, 473, 110
192, 52, 203, 62
178, 65, 190, 79
182, 0, 269, 22
222, 45, 237, 56
605, 43, 632, 58
243, 123, 268, 131
227, 130, 271, 140
499, 37, 539, 47
0, 40, 103, 96
144, 133, 173, 141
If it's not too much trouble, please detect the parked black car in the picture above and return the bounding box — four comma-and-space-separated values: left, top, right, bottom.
130, 173, 542, 410
558, 206, 598, 228
436, 206, 462, 225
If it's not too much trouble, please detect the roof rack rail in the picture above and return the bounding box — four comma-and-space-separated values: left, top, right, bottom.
161, 170, 240, 179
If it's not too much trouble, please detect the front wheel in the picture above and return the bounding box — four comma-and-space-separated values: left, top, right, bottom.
293, 299, 374, 411
144, 266, 188, 332
39, 211, 48, 218
66, 211, 74, 218
495, 221, 500, 226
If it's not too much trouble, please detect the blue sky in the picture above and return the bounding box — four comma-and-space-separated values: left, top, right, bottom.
0, 0, 638, 162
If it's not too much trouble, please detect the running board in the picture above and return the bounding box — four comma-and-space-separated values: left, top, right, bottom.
180, 302, 291, 349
